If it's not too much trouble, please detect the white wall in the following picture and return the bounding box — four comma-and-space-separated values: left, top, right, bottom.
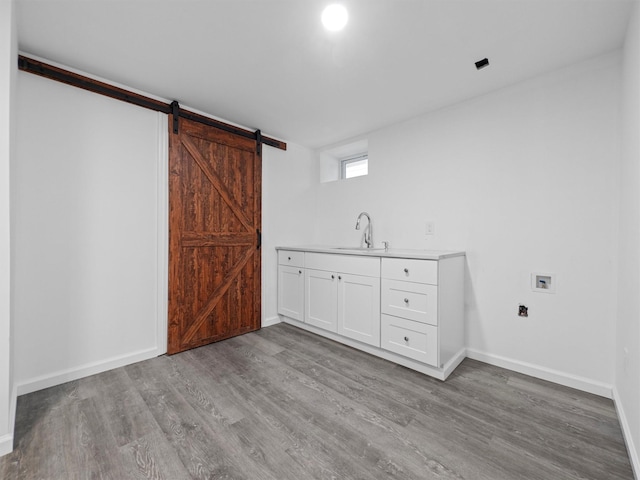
262, 142, 316, 325
0, 0, 16, 457
11, 57, 316, 398
617, 0, 640, 474
311, 53, 621, 395
13, 72, 167, 394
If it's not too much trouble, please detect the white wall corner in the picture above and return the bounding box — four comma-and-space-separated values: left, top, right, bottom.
616, 2, 640, 478
613, 386, 640, 479
156, 111, 169, 355
262, 315, 282, 328
0, 0, 16, 458
466, 348, 613, 399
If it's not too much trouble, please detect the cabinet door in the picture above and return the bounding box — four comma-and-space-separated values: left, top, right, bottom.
305, 269, 338, 332
278, 265, 304, 321
337, 274, 381, 347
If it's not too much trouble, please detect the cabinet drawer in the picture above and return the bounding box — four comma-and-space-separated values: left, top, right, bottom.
278, 250, 305, 268
382, 258, 437, 285
381, 279, 438, 326
381, 315, 438, 367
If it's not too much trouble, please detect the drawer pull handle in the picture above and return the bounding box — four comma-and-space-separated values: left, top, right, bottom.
404, 268, 409, 274
404, 336, 409, 342
338, 275, 342, 280
331, 275, 335, 279
404, 298, 409, 304
299, 270, 302, 274
288, 256, 291, 261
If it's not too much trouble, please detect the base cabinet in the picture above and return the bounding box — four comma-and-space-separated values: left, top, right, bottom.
381, 314, 438, 366
337, 273, 380, 346
380, 256, 464, 369
277, 265, 304, 321
305, 269, 338, 331
277, 250, 305, 322
277, 247, 465, 380
305, 254, 381, 347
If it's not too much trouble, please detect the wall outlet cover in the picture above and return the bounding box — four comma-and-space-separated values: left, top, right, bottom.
531, 272, 556, 294
425, 221, 435, 235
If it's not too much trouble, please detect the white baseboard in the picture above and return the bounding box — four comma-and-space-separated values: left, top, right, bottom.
443, 348, 467, 379
0, 384, 19, 457
613, 386, 640, 479
0, 433, 13, 457
466, 348, 613, 399
16, 346, 163, 396
262, 315, 282, 328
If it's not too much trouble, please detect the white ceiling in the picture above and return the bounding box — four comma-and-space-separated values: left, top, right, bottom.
17, 0, 634, 149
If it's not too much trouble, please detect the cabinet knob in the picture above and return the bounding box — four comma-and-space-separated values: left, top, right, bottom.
299, 270, 302, 274
404, 298, 409, 304
404, 268, 409, 274
331, 275, 335, 279
338, 275, 342, 280
404, 336, 409, 342
288, 256, 291, 260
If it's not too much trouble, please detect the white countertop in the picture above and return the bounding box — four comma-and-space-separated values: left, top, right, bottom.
276, 245, 465, 260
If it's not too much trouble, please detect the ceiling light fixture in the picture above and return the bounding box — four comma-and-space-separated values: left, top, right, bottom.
322, 4, 348, 32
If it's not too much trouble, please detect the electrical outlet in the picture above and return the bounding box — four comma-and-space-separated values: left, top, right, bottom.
425, 221, 435, 236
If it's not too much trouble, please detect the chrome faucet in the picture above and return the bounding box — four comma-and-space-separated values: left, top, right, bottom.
355, 212, 373, 248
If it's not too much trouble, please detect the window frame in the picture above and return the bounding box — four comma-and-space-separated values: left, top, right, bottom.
340, 153, 369, 180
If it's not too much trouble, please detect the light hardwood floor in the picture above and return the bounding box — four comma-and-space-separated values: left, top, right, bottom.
0, 323, 634, 479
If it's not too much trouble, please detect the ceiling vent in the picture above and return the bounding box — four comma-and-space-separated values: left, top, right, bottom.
475, 58, 490, 70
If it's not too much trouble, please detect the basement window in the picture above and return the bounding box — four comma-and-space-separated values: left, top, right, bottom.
341, 154, 368, 179
318, 138, 368, 183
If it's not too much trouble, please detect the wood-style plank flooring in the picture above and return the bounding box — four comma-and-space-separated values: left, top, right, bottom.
0, 323, 634, 479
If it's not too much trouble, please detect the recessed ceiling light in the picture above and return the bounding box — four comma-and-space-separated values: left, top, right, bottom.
322, 4, 348, 32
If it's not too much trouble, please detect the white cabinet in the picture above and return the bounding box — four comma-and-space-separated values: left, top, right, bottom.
337, 273, 380, 346
380, 315, 438, 366
277, 250, 304, 322
276, 247, 465, 381
381, 257, 438, 285
278, 266, 304, 321
380, 256, 464, 369
305, 268, 338, 331
304, 253, 381, 347
381, 279, 437, 325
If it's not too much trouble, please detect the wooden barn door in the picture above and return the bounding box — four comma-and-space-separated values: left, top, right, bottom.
168, 116, 261, 355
